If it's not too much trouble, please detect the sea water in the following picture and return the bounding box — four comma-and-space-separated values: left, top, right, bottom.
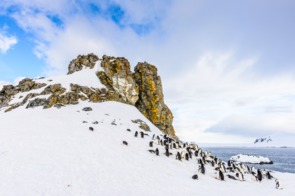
202, 147, 295, 173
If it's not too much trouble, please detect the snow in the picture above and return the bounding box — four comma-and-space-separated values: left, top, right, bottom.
1, 101, 295, 195
36, 62, 105, 91
230, 154, 272, 164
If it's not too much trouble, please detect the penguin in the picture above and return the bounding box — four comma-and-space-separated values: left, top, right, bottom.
194, 150, 199, 157
122, 141, 128, 146
173, 143, 177, 149
126, 128, 131, 132
89, 127, 94, 131
236, 171, 244, 181
227, 160, 232, 167
227, 174, 237, 180
265, 171, 273, 180
140, 131, 144, 138
160, 139, 163, 146
152, 134, 155, 140
149, 141, 153, 147
199, 163, 205, 174
185, 153, 189, 161
211, 160, 215, 167
257, 169, 263, 182
217, 170, 225, 181
192, 174, 198, 180
176, 152, 181, 161
155, 148, 159, 156
165, 146, 170, 157
134, 131, 138, 137
148, 149, 155, 154
275, 179, 283, 189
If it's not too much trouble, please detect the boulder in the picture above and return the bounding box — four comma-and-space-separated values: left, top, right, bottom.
68, 53, 99, 74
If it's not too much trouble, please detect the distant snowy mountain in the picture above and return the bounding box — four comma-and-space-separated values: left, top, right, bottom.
1, 53, 295, 195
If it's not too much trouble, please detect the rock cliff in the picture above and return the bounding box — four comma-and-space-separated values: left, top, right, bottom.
0, 53, 175, 137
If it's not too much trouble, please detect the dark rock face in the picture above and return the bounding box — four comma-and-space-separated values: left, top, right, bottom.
67, 53, 99, 74
134, 62, 175, 137
26, 98, 48, 109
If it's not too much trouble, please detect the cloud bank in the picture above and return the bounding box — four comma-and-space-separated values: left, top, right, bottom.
1, 0, 295, 143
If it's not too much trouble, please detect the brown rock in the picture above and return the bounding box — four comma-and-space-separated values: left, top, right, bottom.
99, 55, 139, 105
68, 53, 99, 74
134, 62, 175, 136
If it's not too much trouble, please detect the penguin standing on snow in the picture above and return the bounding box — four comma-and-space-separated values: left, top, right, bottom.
149, 141, 153, 147
140, 131, 144, 138
236, 171, 244, 181
199, 162, 205, 174
176, 152, 181, 161
275, 179, 283, 189
134, 131, 138, 137
265, 171, 273, 180
155, 148, 159, 156
217, 170, 225, 181
165, 145, 170, 157
257, 169, 263, 182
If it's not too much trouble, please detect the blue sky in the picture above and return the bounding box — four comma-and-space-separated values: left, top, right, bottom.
1, 0, 295, 143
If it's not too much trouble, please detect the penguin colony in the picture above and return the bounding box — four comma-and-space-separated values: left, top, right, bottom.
120, 128, 283, 190
87, 117, 282, 190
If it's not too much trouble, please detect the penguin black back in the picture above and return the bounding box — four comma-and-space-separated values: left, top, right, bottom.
192, 174, 198, 180
135, 131, 138, 137
149, 141, 153, 147
155, 148, 159, 156
257, 169, 263, 182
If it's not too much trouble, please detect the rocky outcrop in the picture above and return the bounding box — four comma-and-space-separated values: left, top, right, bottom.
98, 55, 139, 105
134, 62, 175, 137
97, 55, 175, 137
0, 78, 46, 109
1, 53, 176, 137
68, 53, 99, 74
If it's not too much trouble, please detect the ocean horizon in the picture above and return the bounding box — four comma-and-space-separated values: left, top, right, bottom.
202, 146, 295, 174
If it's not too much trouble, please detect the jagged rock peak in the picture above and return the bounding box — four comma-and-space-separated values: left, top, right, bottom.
67, 53, 99, 74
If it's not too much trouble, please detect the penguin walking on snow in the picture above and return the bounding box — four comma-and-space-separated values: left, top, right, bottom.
149, 141, 153, 147
275, 179, 283, 189
265, 171, 273, 180
155, 148, 159, 156
217, 170, 225, 181
198, 163, 205, 174
134, 131, 138, 137
257, 169, 263, 182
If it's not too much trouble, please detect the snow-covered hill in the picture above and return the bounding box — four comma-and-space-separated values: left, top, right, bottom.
1, 54, 295, 195
1, 101, 295, 195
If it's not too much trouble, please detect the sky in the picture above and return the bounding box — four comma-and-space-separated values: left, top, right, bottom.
1, 0, 295, 144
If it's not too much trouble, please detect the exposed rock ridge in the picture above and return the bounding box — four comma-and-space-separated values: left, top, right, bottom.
97, 55, 175, 137
0, 53, 175, 137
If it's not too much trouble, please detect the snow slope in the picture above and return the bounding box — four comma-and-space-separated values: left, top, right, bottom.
1, 101, 295, 196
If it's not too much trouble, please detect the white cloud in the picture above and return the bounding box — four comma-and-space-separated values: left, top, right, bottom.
2, 0, 295, 144
165, 51, 295, 143
0, 32, 17, 53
